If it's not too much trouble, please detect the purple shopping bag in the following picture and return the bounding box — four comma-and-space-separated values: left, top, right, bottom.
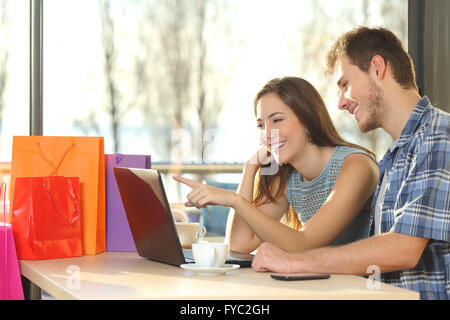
105, 154, 151, 251
1, 182, 24, 300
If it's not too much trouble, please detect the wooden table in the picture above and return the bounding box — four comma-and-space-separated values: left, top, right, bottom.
19, 252, 419, 300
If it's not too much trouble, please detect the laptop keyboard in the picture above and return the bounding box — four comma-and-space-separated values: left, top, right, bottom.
182, 249, 253, 266
182, 249, 195, 262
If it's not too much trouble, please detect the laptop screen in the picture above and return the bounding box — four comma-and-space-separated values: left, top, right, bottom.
113, 167, 185, 266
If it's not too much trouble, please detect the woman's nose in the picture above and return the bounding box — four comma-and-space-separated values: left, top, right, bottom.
260, 127, 268, 145
260, 127, 279, 146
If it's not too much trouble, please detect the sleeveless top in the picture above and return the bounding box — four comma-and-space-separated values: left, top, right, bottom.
286, 145, 376, 245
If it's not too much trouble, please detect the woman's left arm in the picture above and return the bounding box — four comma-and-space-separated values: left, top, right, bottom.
173, 154, 379, 252
294, 153, 379, 250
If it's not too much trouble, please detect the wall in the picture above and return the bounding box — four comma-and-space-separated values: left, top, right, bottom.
409, 0, 450, 112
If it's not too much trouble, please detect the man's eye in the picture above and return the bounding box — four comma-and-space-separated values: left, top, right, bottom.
256, 124, 263, 129
338, 83, 348, 96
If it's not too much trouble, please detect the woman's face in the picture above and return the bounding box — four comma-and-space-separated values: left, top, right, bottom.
255, 93, 310, 165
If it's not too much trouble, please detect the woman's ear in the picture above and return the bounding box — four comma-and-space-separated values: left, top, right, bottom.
306, 130, 313, 144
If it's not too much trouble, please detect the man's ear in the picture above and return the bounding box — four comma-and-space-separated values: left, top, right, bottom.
371, 55, 387, 79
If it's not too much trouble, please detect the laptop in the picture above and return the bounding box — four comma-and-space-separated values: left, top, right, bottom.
113, 167, 254, 267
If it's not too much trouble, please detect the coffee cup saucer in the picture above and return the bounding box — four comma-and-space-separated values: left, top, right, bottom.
180, 263, 240, 276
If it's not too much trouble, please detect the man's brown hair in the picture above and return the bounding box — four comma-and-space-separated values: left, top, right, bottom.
325, 26, 418, 90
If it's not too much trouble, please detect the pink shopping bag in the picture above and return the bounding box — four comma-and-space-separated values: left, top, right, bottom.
0, 182, 24, 300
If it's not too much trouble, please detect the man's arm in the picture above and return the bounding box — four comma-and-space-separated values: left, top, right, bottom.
252, 232, 429, 275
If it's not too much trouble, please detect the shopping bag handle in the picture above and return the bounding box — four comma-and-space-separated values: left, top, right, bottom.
36, 143, 75, 176
1, 182, 5, 225
115, 153, 123, 164
42, 178, 80, 227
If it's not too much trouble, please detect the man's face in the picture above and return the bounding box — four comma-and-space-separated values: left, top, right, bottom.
335, 55, 385, 133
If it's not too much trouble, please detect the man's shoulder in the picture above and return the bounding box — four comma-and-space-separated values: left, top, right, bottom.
414, 105, 450, 143
397, 105, 449, 167
426, 105, 450, 133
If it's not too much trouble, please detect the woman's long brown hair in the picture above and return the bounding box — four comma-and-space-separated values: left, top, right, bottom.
253, 77, 375, 229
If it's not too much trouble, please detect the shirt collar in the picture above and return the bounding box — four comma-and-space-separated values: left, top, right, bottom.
393, 95, 431, 149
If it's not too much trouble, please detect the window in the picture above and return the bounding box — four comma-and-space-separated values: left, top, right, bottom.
41, 0, 407, 202
0, 0, 29, 216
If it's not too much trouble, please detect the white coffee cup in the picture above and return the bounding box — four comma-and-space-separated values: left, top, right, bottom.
192, 242, 229, 268
175, 222, 207, 249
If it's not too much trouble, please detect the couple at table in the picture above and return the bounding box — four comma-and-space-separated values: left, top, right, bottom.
174, 26, 450, 300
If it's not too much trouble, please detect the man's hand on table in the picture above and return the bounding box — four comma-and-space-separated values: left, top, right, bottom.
252, 242, 302, 273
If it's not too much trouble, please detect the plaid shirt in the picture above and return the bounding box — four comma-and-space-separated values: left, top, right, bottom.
370, 96, 450, 300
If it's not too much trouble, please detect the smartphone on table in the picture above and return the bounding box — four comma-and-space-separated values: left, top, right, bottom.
270, 273, 331, 281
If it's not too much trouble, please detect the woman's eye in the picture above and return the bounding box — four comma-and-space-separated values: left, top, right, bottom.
273, 118, 283, 124
256, 123, 263, 129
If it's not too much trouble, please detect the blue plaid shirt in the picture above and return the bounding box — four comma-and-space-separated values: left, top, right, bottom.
370, 96, 450, 299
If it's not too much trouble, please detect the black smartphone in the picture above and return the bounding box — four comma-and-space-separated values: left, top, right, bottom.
270, 273, 331, 281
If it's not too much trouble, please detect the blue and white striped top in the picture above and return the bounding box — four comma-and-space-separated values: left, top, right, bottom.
286, 145, 376, 245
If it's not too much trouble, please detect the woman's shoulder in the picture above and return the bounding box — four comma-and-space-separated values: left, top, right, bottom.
339, 151, 380, 183
334, 145, 377, 164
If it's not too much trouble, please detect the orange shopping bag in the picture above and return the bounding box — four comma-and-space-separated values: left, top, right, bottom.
10, 136, 105, 255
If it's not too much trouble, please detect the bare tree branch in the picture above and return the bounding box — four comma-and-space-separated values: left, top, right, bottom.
290, 0, 406, 157
0, 0, 9, 130
73, 0, 143, 153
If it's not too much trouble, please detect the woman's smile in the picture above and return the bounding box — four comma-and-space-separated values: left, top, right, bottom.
269, 140, 287, 154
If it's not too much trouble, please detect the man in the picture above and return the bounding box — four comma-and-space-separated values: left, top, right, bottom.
252, 27, 450, 300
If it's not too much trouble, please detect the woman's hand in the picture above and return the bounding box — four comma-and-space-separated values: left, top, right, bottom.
173, 176, 240, 209
246, 145, 274, 166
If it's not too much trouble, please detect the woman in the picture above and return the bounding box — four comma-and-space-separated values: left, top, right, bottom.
174, 77, 379, 253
